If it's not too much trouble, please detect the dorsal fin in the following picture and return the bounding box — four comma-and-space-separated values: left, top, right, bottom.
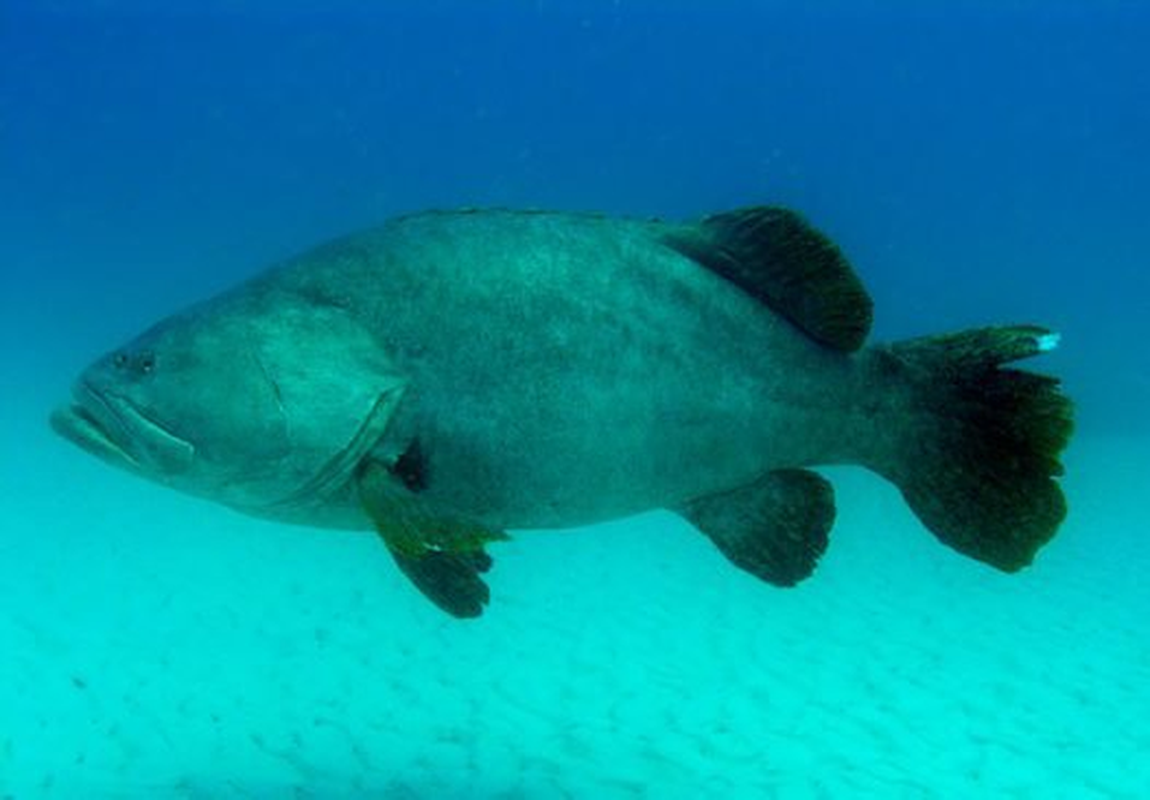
665, 206, 873, 351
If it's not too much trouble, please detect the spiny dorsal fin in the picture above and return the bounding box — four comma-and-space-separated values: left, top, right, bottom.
665, 206, 873, 351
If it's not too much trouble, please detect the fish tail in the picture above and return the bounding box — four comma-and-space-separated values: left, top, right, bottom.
865, 325, 1074, 571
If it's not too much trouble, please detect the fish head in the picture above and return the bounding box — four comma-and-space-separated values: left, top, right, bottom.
51, 290, 405, 515
51, 298, 294, 497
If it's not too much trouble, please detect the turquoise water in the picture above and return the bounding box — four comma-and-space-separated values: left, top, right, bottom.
3, 2, 1148, 798
3, 430, 1146, 796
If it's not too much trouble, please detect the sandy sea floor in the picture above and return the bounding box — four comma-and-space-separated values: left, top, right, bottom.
1, 407, 1146, 798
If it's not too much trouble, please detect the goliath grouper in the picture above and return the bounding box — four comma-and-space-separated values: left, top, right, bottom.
51, 207, 1073, 617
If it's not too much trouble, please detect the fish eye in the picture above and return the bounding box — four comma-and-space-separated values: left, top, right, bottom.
139, 352, 156, 373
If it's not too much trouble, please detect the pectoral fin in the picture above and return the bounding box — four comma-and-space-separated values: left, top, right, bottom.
390, 549, 494, 619
356, 458, 508, 618
679, 469, 835, 587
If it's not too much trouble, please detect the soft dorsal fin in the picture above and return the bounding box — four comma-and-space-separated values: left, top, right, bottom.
665, 206, 873, 351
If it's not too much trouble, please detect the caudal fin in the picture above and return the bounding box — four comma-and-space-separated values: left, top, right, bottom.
870, 325, 1074, 571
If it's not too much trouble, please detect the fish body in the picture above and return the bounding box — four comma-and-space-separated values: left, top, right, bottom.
265, 210, 863, 528
52, 206, 1073, 617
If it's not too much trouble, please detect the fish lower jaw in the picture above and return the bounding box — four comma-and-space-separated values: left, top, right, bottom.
50, 403, 142, 470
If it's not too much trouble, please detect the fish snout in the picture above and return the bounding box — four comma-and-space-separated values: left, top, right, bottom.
51, 379, 142, 469
52, 378, 195, 476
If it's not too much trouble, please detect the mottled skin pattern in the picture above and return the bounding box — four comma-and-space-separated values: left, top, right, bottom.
56, 210, 884, 533
262, 210, 880, 529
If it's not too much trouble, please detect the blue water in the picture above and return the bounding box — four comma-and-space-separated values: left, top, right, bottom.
2, 2, 1147, 797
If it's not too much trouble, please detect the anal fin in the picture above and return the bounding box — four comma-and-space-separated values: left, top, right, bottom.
679, 469, 835, 587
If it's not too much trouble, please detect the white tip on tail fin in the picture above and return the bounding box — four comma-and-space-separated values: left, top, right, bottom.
1035, 331, 1061, 353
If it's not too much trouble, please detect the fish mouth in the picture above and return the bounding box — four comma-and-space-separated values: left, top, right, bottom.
52, 383, 141, 469
51, 383, 193, 473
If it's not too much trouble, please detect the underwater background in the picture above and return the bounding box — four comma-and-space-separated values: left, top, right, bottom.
2, 1, 1148, 797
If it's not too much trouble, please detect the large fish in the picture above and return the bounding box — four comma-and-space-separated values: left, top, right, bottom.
51, 207, 1073, 617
